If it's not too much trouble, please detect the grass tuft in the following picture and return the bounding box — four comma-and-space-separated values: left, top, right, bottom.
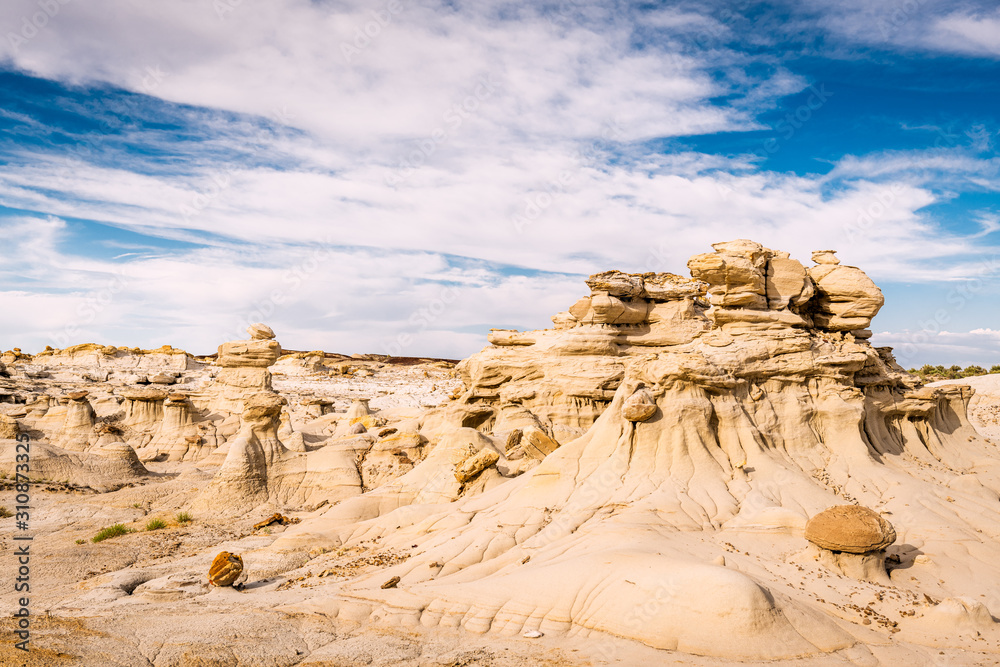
145, 518, 167, 531
92, 523, 134, 543
175, 511, 193, 524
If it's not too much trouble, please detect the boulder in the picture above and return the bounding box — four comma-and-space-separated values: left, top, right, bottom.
807, 254, 884, 331
805, 505, 896, 554
621, 388, 657, 422
455, 447, 500, 483
208, 552, 244, 587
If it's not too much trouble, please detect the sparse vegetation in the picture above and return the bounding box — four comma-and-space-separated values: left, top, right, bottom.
75, 539, 85, 545
909, 364, 997, 381
92, 524, 134, 543
131, 503, 143, 509
0, 506, 12, 518
145, 518, 167, 531
175, 511, 193, 524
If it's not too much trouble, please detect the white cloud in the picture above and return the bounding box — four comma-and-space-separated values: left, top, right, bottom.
873, 329, 1000, 367
790, 0, 1000, 58
0, 0, 754, 147
929, 9, 1000, 57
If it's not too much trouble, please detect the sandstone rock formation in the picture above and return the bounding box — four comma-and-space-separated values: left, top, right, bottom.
805, 504, 897, 583
263, 240, 999, 662
207, 327, 282, 413
448, 240, 890, 446
0, 414, 19, 439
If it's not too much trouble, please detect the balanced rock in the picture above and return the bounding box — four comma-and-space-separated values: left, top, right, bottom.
621, 388, 657, 422
805, 505, 896, 554
806, 253, 884, 331
811, 250, 840, 265
248, 323, 276, 340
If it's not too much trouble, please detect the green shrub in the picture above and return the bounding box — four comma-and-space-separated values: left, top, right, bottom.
910, 364, 994, 381
175, 511, 193, 524
92, 524, 134, 543
145, 518, 167, 531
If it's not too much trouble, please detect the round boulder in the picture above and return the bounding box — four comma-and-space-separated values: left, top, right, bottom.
805, 505, 896, 554
208, 551, 244, 587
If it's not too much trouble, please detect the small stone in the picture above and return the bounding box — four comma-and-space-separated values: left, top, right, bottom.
381, 576, 401, 589
811, 250, 840, 265
523, 630, 544, 638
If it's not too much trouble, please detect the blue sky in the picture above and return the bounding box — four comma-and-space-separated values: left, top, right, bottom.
0, 0, 998, 365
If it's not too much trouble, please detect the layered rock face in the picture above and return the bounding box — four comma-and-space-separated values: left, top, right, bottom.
453, 240, 887, 443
